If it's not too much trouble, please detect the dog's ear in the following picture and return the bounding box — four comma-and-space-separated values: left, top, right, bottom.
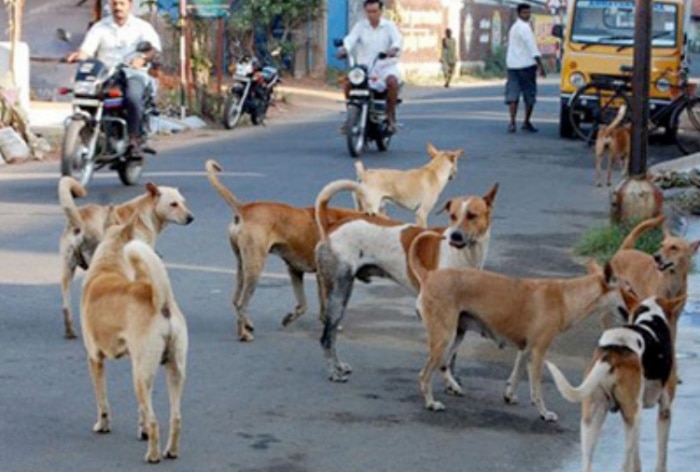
454, 149, 464, 159
658, 295, 687, 323
689, 240, 700, 255
483, 183, 499, 207
426, 142, 439, 159
103, 205, 120, 229
145, 181, 161, 198
435, 199, 451, 215
620, 286, 639, 312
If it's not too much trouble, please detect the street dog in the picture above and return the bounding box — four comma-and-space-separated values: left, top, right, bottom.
205, 159, 365, 342
546, 293, 685, 472
594, 105, 630, 187
606, 215, 699, 339
58, 177, 194, 339
315, 179, 498, 383
408, 232, 620, 421
80, 219, 188, 463
353, 142, 463, 227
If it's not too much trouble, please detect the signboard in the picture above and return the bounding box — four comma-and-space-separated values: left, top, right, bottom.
532, 14, 558, 55
190, 0, 229, 18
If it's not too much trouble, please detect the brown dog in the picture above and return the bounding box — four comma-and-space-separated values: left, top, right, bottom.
353, 142, 463, 227
546, 293, 685, 472
594, 105, 630, 187
58, 177, 194, 339
315, 180, 498, 383
408, 232, 620, 421
81, 219, 188, 463
205, 160, 365, 342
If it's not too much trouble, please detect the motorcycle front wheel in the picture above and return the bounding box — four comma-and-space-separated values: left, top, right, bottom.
345, 105, 365, 158
117, 157, 144, 186
223, 94, 244, 129
61, 120, 95, 187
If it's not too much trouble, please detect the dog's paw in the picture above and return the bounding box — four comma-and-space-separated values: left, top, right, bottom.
503, 394, 518, 405
540, 411, 559, 422
338, 362, 353, 375
64, 330, 77, 340
445, 385, 464, 396
93, 421, 111, 434
328, 371, 350, 383
426, 401, 446, 412
281, 312, 298, 327
145, 451, 162, 464
238, 331, 254, 342
164, 449, 179, 460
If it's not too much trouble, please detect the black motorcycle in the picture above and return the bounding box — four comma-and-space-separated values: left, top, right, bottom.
222, 52, 281, 129
334, 39, 399, 158
59, 40, 157, 187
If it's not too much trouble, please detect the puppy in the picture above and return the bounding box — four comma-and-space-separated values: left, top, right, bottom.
81, 219, 188, 463
354, 142, 463, 227
594, 105, 630, 187
408, 231, 620, 421
58, 177, 194, 339
315, 179, 498, 383
546, 293, 685, 472
205, 160, 365, 342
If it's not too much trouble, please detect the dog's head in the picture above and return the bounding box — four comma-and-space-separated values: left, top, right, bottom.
619, 289, 686, 326
146, 182, 195, 226
426, 142, 463, 181
653, 227, 699, 276
438, 183, 498, 249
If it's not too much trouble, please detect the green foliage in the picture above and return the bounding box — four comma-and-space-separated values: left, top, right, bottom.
476, 45, 507, 79
574, 219, 664, 265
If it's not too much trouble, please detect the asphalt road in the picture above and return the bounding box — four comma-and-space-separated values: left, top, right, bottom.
1, 79, 698, 471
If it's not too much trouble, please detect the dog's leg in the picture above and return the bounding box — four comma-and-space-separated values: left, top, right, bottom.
132, 357, 162, 463
60, 259, 78, 339
163, 348, 186, 460
444, 322, 467, 395
655, 389, 673, 472
319, 264, 354, 382
87, 356, 111, 433
415, 208, 429, 229
504, 349, 528, 404
282, 266, 307, 327
581, 394, 609, 472
420, 329, 451, 411
594, 142, 604, 187
606, 150, 614, 186
528, 348, 558, 421
234, 245, 267, 342
621, 407, 641, 472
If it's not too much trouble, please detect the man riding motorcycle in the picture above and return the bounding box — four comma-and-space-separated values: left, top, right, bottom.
337, 0, 403, 133
65, 0, 161, 158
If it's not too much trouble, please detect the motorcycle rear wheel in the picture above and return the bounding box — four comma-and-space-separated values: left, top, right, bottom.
223, 95, 243, 129
345, 105, 365, 158
376, 124, 392, 152
61, 120, 95, 187
117, 158, 144, 186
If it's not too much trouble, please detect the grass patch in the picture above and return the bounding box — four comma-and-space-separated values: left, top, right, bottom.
574, 219, 664, 265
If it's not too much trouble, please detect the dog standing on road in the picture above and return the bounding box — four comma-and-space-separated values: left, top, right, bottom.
315, 179, 498, 383
546, 294, 685, 472
81, 219, 188, 463
594, 105, 630, 187
408, 232, 621, 421
58, 177, 194, 339
354, 142, 463, 227
205, 160, 365, 342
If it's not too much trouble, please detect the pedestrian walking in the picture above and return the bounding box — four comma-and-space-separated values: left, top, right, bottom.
440, 28, 457, 88
505, 3, 546, 133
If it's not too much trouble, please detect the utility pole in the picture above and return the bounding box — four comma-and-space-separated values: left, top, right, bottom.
179, 0, 187, 120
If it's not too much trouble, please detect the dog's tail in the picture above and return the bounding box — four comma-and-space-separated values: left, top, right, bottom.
408, 231, 443, 288
545, 360, 609, 403
205, 159, 245, 215
124, 239, 174, 316
354, 160, 365, 182
315, 179, 364, 240
619, 215, 665, 250
58, 176, 87, 229
603, 105, 627, 134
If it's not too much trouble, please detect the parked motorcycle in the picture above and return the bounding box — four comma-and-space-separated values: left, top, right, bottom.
334, 39, 400, 158
58, 30, 157, 187
222, 51, 281, 129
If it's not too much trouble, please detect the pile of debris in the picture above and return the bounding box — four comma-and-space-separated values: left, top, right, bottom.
0, 87, 51, 164
651, 168, 700, 215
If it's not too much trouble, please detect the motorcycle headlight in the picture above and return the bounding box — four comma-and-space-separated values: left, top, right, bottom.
655, 78, 671, 93
73, 80, 99, 96
348, 67, 366, 86
236, 63, 253, 77
569, 72, 586, 88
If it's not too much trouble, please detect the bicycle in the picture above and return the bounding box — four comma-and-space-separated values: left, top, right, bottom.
567, 66, 700, 155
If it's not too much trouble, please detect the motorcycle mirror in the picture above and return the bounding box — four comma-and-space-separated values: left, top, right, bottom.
333, 39, 344, 47
56, 28, 72, 44
135, 41, 154, 53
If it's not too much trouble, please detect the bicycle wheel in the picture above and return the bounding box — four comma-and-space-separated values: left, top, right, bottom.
673, 98, 700, 155
568, 83, 631, 144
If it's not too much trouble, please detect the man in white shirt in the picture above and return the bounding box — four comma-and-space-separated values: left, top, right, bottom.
339, 0, 402, 132
505, 3, 546, 133
66, 0, 161, 156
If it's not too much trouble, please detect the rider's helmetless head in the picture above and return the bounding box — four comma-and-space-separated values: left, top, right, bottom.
517, 3, 532, 22
110, 0, 133, 26
364, 0, 383, 28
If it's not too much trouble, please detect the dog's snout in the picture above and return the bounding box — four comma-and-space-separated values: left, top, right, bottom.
449, 232, 463, 243
185, 214, 195, 225
653, 253, 662, 264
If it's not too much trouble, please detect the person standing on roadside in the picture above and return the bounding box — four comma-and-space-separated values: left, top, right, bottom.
505, 3, 546, 133
440, 28, 457, 88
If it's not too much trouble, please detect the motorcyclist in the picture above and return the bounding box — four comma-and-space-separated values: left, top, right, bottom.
65, 0, 161, 157
337, 0, 403, 133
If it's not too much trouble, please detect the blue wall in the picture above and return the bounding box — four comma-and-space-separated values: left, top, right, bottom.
327, 0, 348, 70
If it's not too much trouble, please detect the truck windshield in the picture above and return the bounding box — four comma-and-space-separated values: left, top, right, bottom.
571, 0, 678, 47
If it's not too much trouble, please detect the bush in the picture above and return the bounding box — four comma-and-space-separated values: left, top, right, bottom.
574, 219, 664, 265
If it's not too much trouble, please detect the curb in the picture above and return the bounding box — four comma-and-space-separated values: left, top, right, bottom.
649, 152, 700, 173
277, 85, 344, 102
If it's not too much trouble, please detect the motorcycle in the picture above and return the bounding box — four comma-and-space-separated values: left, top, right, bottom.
334, 39, 400, 158
58, 30, 157, 187
222, 51, 281, 129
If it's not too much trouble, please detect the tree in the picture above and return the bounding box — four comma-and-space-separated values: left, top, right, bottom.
2, 0, 25, 88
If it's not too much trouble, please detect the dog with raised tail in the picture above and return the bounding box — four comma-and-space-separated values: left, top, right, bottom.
546, 293, 685, 472
407, 231, 620, 421
58, 177, 194, 339
315, 179, 498, 384
81, 217, 188, 463
353, 142, 463, 227
594, 104, 630, 187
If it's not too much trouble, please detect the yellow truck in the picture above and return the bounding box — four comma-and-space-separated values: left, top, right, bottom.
554, 0, 689, 139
